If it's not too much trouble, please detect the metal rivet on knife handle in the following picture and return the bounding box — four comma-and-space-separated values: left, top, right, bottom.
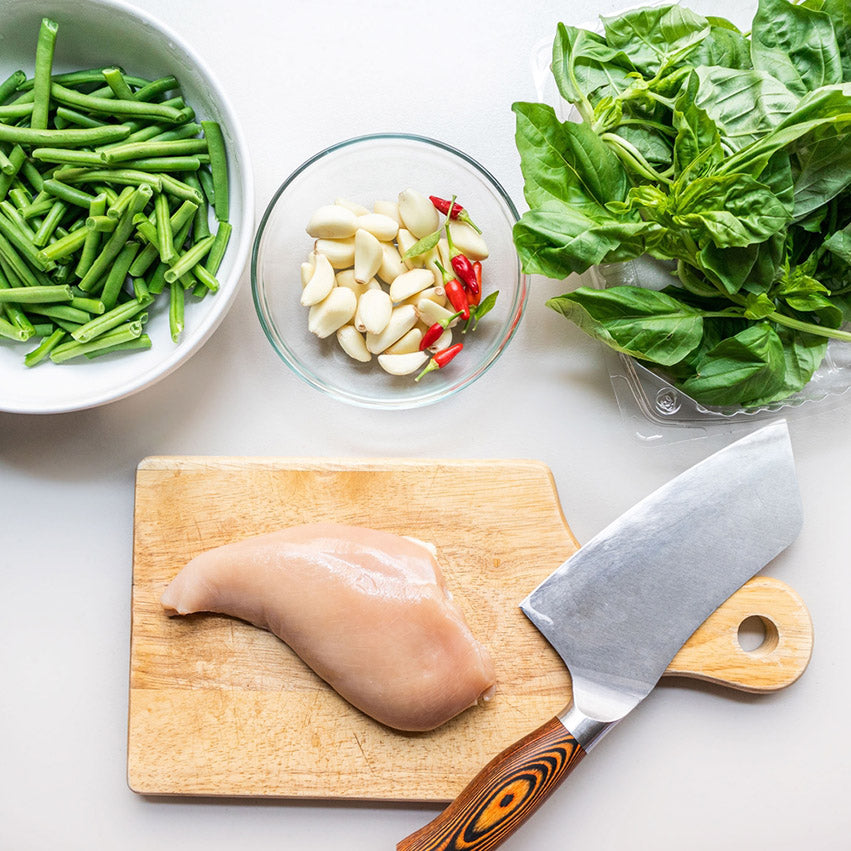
396, 716, 586, 851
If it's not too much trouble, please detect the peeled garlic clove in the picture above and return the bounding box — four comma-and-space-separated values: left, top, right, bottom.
335, 197, 370, 216
395, 228, 423, 269
336, 324, 372, 362
437, 237, 450, 266
374, 200, 400, 223
300, 251, 317, 287
377, 350, 429, 375
336, 269, 381, 295
357, 213, 399, 242
377, 242, 406, 284
315, 237, 355, 269
354, 229, 383, 283
355, 288, 392, 335
389, 268, 434, 303
448, 221, 489, 260
384, 327, 424, 355
402, 286, 446, 308
300, 253, 335, 306
398, 188, 439, 238
423, 247, 443, 288
366, 304, 418, 354
428, 327, 452, 352
308, 286, 357, 338
306, 204, 359, 239
416, 297, 458, 327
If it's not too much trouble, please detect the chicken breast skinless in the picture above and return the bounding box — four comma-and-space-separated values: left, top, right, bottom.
161, 523, 496, 732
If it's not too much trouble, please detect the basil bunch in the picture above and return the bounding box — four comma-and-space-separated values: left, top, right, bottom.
513, 0, 851, 408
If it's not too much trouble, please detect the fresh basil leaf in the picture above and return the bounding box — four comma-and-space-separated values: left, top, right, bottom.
512, 102, 630, 210
513, 203, 656, 278
672, 73, 723, 176
615, 124, 674, 168
699, 231, 786, 295
744, 293, 776, 319
687, 22, 752, 70
792, 128, 851, 220
783, 291, 844, 326
752, 0, 842, 94
823, 222, 851, 265
819, 0, 851, 80
403, 229, 441, 260
671, 172, 791, 248
552, 24, 637, 111
546, 284, 704, 365
694, 66, 798, 150
679, 322, 786, 406
600, 3, 710, 76
471, 290, 499, 329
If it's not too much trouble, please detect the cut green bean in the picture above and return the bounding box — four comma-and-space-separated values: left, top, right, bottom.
0, 284, 72, 304
86, 214, 117, 233
43, 178, 98, 208
78, 184, 151, 291
50, 320, 142, 362
84, 332, 151, 358
113, 156, 202, 173
0, 146, 27, 201
106, 185, 134, 220
20, 161, 45, 193
0, 71, 26, 105
168, 280, 184, 342
56, 167, 163, 192
190, 262, 219, 293
149, 123, 202, 143
101, 139, 207, 163
31, 322, 55, 336
204, 222, 232, 274
0, 103, 34, 120
72, 292, 151, 341
69, 296, 105, 315
102, 67, 135, 101
0, 316, 32, 341
53, 106, 108, 128
200, 121, 228, 222
0, 123, 132, 148
39, 225, 88, 262
8, 187, 33, 210
133, 76, 178, 102
32, 148, 106, 167
31, 19, 59, 130
163, 235, 214, 283
0, 148, 13, 175
32, 200, 67, 248
154, 192, 175, 263
24, 327, 65, 366
101, 240, 140, 309
0, 214, 54, 270
158, 173, 203, 204
74, 192, 106, 278
0, 200, 37, 240
50, 82, 184, 123
28, 303, 91, 324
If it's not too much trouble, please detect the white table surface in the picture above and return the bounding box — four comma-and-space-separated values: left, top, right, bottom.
2, 1, 850, 848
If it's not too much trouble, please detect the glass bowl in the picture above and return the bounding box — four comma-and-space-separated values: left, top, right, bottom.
251, 133, 527, 409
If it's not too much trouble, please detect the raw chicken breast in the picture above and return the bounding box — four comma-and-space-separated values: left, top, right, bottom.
161, 523, 495, 732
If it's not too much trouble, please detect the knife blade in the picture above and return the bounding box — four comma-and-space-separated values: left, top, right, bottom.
398, 420, 802, 851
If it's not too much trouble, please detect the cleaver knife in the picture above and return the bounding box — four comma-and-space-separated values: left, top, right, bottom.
398, 420, 802, 851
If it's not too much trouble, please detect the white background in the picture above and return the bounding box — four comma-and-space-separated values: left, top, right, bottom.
2, 1, 850, 849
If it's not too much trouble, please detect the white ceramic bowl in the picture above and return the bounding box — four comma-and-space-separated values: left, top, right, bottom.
0, 0, 253, 414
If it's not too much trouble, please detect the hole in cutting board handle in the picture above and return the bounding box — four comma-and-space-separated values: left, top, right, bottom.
737, 615, 780, 655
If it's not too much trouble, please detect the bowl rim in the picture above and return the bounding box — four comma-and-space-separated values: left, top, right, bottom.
0, 0, 254, 415
251, 132, 528, 410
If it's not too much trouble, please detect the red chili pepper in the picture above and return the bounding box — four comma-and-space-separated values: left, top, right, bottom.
419, 310, 462, 351
428, 195, 482, 233
443, 218, 479, 293
467, 261, 483, 307
414, 342, 464, 382
434, 259, 470, 320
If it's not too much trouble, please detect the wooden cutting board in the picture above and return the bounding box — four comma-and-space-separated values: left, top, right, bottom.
128, 457, 811, 802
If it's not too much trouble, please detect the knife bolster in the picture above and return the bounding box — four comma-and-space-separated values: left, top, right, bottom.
557, 703, 616, 751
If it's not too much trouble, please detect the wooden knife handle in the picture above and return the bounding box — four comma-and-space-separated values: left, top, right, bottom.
397, 716, 585, 851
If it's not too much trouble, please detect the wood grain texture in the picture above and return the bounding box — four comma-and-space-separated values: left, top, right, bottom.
127, 457, 812, 801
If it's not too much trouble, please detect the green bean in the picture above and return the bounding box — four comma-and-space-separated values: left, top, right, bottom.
85, 215, 116, 232
133, 277, 149, 302
32, 200, 67, 248
189, 263, 219, 294
69, 296, 105, 315
204, 221, 232, 275
158, 173, 202, 204
20, 161, 45, 193
197, 166, 215, 206
0, 71, 26, 105
39, 225, 88, 262
74, 192, 106, 279
30, 322, 55, 336
154, 192, 175, 263
102, 67, 135, 101
116, 156, 202, 172
0, 146, 27, 201
50, 82, 184, 123
72, 292, 151, 341
0, 284, 72, 304
0, 316, 32, 341
0, 148, 13, 175
0, 103, 35, 120
0, 214, 54, 270
106, 185, 134, 219
96, 124, 165, 151
43, 178, 99, 209
24, 327, 65, 366
147, 261, 167, 295
101, 240, 140, 309
150, 123, 202, 143
8, 187, 32, 210
50, 320, 141, 362
200, 121, 228, 222
53, 106, 109, 128
0, 201, 36, 240
163, 234, 214, 283
32, 148, 106, 167
55, 167, 163, 192
168, 281, 184, 342
101, 139, 208, 164
32, 19, 60, 130
0, 123, 132, 148
78, 184, 150, 291
28, 303, 91, 324
84, 332, 151, 358
133, 76, 178, 103
18, 68, 125, 91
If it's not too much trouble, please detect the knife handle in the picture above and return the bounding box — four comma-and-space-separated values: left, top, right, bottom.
397, 716, 585, 851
